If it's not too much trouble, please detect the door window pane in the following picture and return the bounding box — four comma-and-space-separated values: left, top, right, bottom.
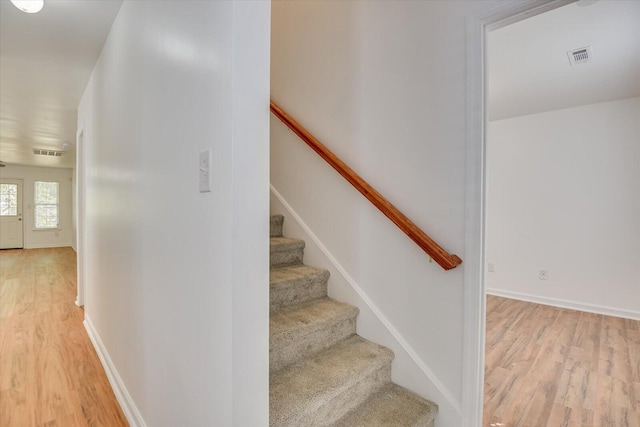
0, 184, 18, 216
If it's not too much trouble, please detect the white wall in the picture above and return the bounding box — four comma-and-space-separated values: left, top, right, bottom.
271, 1, 501, 425
487, 97, 640, 319
0, 164, 73, 249
71, 166, 77, 252
77, 1, 270, 426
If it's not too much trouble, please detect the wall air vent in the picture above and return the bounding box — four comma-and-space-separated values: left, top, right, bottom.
33, 148, 65, 157
567, 46, 592, 66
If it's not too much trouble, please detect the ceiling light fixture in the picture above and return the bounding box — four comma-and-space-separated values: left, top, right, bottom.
10, 0, 44, 14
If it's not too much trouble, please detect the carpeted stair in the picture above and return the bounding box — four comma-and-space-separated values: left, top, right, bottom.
269, 214, 438, 427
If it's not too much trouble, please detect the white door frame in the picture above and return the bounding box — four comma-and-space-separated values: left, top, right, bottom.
461, 1, 575, 425
76, 125, 87, 307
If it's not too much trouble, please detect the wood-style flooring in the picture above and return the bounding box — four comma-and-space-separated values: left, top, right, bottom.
0, 247, 128, 427
484, 295, 640, 427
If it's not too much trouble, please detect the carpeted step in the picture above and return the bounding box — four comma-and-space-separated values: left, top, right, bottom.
270, 335, 394, 427
268, 215, 439, 426
331, 383, 438, 427
270, 264, 329, 312
270, 298, 359, 372
270, 237, 305, 267
271, 214, 284, 237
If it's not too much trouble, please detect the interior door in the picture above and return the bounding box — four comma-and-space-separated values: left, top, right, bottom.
0, 179, 24, 249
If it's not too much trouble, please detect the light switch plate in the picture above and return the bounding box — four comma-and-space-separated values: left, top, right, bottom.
199, 150, 212, 193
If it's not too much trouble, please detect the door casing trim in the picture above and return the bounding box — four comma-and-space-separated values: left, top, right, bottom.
462, 1, 576, 425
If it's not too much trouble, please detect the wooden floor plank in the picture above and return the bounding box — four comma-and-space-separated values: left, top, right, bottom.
484, 295, 640, 427
0, 248, 128, 427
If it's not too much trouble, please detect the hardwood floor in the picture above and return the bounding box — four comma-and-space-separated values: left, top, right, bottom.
484, 295, 640, 427
0, 248, 128, 427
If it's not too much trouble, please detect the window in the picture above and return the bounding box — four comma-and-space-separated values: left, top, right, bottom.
34, 181, 59, 229
0, 183, 18, 216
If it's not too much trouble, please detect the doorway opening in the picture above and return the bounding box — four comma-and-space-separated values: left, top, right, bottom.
478, 0, 640, 425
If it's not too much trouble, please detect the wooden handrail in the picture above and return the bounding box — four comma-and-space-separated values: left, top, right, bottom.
270, 101, 462, 271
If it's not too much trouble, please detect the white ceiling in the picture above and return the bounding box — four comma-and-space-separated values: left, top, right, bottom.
0, 0, 123, 168
488, 0, 640, 121
2, 1, 637, 165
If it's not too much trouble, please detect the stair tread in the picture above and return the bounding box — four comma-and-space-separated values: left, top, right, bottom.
270, 298, 359, 372
331, 383, 438, 427
270, 236, 305, 251
270, 335, 394, 427
270, 264, 329, 312
270, 297, 358, 342
270, 237, 305, 268
270, 264, 329, 288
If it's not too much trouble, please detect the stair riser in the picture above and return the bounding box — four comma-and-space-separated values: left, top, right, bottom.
270, 277, 328, 312
295, 364, 391, 427
270, 317, 357, 373
270, 248, 303, 267
271, 215, 284, 237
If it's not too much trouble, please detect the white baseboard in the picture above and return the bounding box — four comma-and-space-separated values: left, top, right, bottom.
487, 288, 640, 321
84, 315, 147, 427
270, 185, 463, 420
24, 243, 73, 249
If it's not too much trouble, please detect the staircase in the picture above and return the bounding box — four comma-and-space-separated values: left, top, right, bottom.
269, 214, 438, 427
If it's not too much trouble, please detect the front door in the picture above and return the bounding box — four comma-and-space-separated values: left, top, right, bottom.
0, 179, 24, 249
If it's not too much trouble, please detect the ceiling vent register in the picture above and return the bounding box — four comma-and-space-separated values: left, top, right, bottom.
33, 148, 64, 157
567, 46, 592, 66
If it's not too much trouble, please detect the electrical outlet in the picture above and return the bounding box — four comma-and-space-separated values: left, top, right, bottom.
488, 263, 495, 272
539, 270, 549, 280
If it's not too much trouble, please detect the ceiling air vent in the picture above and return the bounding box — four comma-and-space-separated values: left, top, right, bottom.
567, 46, 592, 66
33, 148, 65, 157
